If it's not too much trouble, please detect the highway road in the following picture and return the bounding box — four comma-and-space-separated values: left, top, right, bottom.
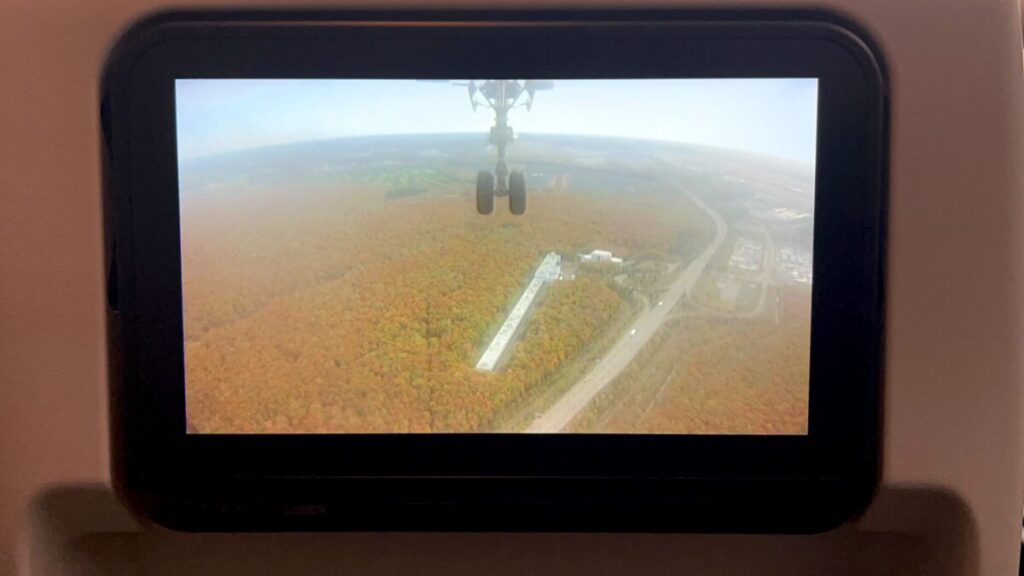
525, 191, 728, 433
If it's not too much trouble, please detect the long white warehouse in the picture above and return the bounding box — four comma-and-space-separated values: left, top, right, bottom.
475, 253, 561, 372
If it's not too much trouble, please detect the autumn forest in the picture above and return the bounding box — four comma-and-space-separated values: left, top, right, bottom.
181, 137, 812, 435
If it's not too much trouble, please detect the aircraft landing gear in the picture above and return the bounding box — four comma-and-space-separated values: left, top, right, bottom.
458, 80, 551, 216
476, 169, 527, 216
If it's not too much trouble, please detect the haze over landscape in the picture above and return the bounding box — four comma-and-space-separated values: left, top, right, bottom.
177, 79, 816, 434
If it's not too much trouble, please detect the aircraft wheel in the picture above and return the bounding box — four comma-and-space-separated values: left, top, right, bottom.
476, 170, 495, 215
509, 170, 526, 215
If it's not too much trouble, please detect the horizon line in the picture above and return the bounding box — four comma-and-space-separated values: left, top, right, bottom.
180, 131, 817, 171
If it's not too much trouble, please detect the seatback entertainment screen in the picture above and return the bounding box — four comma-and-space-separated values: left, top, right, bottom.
176, 78, 817, 435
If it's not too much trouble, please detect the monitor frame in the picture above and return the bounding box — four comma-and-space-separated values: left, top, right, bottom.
102, 8, 886, 532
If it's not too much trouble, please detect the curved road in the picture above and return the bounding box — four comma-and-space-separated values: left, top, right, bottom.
525, 191, 728, 433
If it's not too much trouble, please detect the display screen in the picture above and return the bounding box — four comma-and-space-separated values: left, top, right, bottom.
176, 79, 816, 435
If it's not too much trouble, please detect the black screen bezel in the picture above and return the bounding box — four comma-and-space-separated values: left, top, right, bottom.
103, 9, 885, 521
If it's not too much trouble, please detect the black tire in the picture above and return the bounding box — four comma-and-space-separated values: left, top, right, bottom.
476, 170, 494, 215
509, 170, 526, 215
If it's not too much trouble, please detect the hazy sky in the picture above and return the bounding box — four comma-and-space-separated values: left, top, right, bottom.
176, 79, 818, 164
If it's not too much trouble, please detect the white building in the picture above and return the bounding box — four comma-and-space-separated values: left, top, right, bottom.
535, 252, 562, 281
578, 249, 623, 264
475, 252, 562, 372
